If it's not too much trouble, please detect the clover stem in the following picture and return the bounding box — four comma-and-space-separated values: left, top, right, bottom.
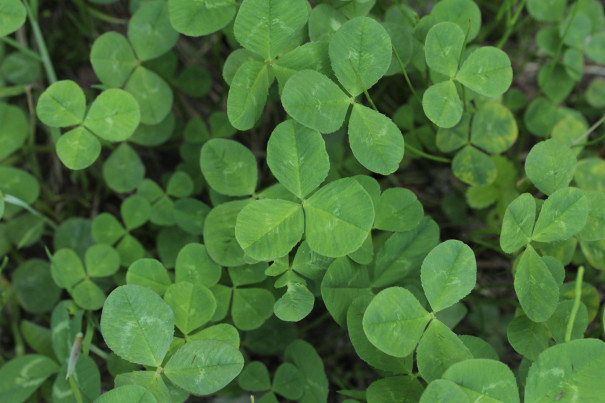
0, 36, 43, 61
3, 194, 58, 229
24, 1, 57, 84
347, 58, 378, 111
392, 46, 422, 106
89, 344, 108, 360
571, 115, 605, 146
541, 0, 582, 91
565, 265, 584, 343
496, 0, 528, 48
68, 374, 85, 403
404, 143, 451, 163
395, 2, 418, 27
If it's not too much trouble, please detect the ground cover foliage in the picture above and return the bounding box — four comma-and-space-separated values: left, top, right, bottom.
1, 0, 605, 401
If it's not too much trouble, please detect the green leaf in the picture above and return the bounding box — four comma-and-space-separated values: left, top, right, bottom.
100, 284, 174, 366
0, 355, 60, 403
281, 70, 350, 134
514, 245, 559, 322
125, 66, 173, 125
363, 287, 431, 357
231, 288, 274, 330
348, 104, 405, 175
233, 0, 309, 60
227, 61, 270, 131
164, 282, 216, 335
164, 340, 244, 396
443, 359, 519, 402
507, 314, 549, 361
85, 244, 120, 277
456, 47, 513, 97
94, 385, 157, 403
36, 80, 86, 128
126, 258, 171, 296
102, 143, 146, 193
272, 363, 305, 400
175, 243, 221, 288
525, 339, 605, 402
422, 80, 463, 128
420, 379, 468, 403
424, 22, 465, 77
416, 319, 473, 382
470, 103, 518, 154
586, 32, 605, 64
347, 295, 411, 373
321, 257, 372, 327
284, 340, 329, 403
432, 0, 482, 42
525, 139, 576, 196
273, 41, 332, 90
0, 103, 28, 161
452, 145, 497, 186
0, 0, 26, 37
128, 1, 178, 61
291, 240, 334, 280
500, 193, 536, 253
303, 178, 374, 257
84, 89, 141, 142
235, 199, 304, 261
72, 279, 107, 310
238, 361, 271, 392
267, 120, 330, 199
532, 187, 588, 243
13, 260, 61, 314
329, 16, 392, 96
204, 200, 252, 267
577, 191, 605, 241
113, 370, 170, 402
166, 171, 193, 198
200, 139, 257, 196
421, 240, 476, 312
545, 300, 588, 343
560, 13, 591, 49
366, 376, 424, 403
90, 32, 138, 88
121, 195, 151, 231
274, 283, 314, 322
372, 217, 440, 288
374, 188, 423, 232
92, 213, 125, 245
56, 127, 101, 170
168, 0, 236, 36
308, 4, 347, 42
436, 112, 470, 153
174, 198, 211, 235
189, 323, 240, 348
575, 158, 605, 192
527, 0, 567, 22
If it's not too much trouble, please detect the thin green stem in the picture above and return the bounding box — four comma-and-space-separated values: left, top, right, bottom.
565, 266, 584, 343
405, 143, 451, 163
348, 58, 377, 111
392, 46, 422, 106
496, 0, 528, 48
88, 344, 108, 360
571, 115, 605, 146
543, 0, 582, 86
4, 194, 58, 229
24, 1, 57, 84
0, 37, 42, 61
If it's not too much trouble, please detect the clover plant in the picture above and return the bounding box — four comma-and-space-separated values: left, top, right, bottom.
1, 0, 605, 402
